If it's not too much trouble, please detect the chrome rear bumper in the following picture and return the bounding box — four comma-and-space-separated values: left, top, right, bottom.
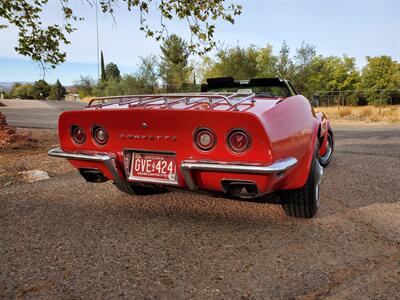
48, 148, 297, 191
48, 147, 130, 189
180, 158, 297, 190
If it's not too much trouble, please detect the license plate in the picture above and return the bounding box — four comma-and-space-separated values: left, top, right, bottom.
130, 152, 177, 184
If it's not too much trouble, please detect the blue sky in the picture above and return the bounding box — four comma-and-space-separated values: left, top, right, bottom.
1, 0, 399, 85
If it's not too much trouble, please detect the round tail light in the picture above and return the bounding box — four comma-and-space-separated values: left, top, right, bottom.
71, 126, 85, 144
227, 129, 251, 153
194, 128, 216, 151
92, 125, 108, 145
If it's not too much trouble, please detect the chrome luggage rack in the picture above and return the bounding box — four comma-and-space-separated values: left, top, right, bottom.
87, 92, 256, 111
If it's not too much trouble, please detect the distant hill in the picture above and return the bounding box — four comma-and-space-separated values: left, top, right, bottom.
0, 82, 32, 91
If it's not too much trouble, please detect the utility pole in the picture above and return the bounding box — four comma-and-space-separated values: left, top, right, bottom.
95, 0, 100, 82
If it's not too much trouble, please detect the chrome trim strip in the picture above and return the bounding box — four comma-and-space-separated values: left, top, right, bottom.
48, 147, 113, 162
180, 157, 297, 191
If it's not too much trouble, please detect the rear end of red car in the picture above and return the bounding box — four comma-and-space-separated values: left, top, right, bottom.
52, 107, 296, 198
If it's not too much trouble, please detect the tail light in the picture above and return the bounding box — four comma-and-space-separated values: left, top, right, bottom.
92, 125, 108, 145
227, 129, 251, 153
194, 127, 216, 151
71, 125, 85, 144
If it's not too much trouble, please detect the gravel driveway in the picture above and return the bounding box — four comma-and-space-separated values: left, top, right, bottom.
1, 125, 399, 299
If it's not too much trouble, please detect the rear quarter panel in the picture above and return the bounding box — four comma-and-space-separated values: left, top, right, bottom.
257, 95, 320, 189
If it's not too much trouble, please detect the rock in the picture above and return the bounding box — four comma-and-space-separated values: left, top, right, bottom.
6, 127, 16, 135
20, 170, 50, 183
0, 112, 32, 148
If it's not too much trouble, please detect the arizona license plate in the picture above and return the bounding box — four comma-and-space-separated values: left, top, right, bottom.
130, 152, 177, 184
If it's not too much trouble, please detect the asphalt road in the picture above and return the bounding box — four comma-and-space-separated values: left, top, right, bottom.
1, 126, 399, 299
0, 100, 86, 128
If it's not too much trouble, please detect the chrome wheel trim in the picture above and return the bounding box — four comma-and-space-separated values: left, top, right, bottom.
319, 135, 333, 163
315, 160, 323, 208
315, 184, 320, 207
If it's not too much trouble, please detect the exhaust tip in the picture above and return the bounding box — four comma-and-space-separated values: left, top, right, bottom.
221, 180, 260, 198
79, 168, 108, 183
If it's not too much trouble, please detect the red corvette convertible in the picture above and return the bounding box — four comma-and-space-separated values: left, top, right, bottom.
49, 77, 334, 218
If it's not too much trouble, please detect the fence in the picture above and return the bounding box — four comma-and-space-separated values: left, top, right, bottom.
312, 89, 400, 109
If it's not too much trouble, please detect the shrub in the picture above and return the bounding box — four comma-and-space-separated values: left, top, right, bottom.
356, 93, 368, 106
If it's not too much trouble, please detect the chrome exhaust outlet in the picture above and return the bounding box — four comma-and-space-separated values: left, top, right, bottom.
221, 180, 260, 198
78, 168, 108, 183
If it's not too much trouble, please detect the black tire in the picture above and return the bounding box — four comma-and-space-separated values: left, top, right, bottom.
281, 146, 323, 218
115, 182, 168, 196
318, 130, 334, 167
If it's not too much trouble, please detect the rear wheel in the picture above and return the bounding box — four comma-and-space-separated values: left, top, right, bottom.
281, 146, 323, 218
115, 182, 168, 196
318, 131, 334, 167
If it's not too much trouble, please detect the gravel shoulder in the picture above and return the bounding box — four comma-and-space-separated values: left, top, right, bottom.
0, 126, 399, 299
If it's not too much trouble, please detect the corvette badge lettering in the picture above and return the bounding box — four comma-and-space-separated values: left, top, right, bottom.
119, 134, 177, 141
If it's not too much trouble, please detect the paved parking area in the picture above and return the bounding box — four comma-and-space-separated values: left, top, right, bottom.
0, 100, 85, 128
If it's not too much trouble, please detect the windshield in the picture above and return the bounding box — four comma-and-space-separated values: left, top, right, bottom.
205, 86, 291, 97
202, 77, 295, 98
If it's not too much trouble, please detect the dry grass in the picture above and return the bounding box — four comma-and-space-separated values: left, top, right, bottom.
316, 105, 400, 124
338, 107, 352, 117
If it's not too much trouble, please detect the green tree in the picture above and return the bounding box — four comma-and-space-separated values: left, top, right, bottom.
361, 56, 400, 103
100, 51, 106, 81
202, 45, 259, 80
256, 44, 277, 77
32, 79, 51, 99
105, 63, 121, 81
74, 76, 95, 98
49, 79, 67, 100
307, 55, 360, 103
159, 34, 192, 92
13, 84, 35, 99
292, 42, 317, 96
275, 41, 294, 79
10, 83, 22, 98
137, 55, 159, 93
1, 0, 241, 71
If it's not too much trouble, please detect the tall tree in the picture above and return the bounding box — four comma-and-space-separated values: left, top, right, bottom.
361, 56, 400, 103
292, 42, 317, 96
159, 34, 192, 92
49, 79, 67, 100
275, 41, 293, 79
257, 44, 277, 77
137, 55, 159, 93
1, 0, 241, 71
32, 79, 51, 99
361, 56, 400, 90
202, 45, 259, 80
105, 63, 121, 81
100, 51, 106, 81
